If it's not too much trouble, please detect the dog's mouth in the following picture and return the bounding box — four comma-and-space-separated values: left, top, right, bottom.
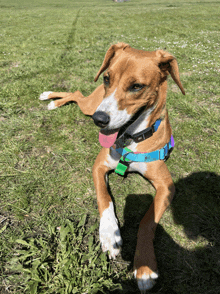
99, 128, 119, 148
99, 105, 147, 148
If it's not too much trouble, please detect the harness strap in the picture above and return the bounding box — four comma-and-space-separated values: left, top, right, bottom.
115, 135, 174, 176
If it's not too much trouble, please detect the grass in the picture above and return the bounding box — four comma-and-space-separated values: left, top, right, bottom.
0, 0, 220, 293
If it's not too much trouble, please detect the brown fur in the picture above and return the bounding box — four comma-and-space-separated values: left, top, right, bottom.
41, 43, 185, 290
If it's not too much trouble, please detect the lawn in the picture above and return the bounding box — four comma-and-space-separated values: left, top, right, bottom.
0, 0, 220, 293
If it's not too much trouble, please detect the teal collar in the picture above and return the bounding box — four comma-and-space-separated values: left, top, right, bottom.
115, 136, 174, 176
116, 135, 174, 163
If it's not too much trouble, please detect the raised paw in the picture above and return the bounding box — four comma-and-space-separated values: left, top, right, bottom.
39, 91, 53, 100
99, 202, 122, 259
134, 267, 159, 293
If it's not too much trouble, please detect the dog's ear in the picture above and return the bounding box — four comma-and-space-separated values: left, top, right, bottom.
156, 50, 185, 95
94, 43, 129, 82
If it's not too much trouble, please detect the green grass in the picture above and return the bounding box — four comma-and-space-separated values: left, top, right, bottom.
0, 0, 220, 293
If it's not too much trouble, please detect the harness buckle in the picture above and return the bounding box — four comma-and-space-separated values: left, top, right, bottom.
115, 160, 130, 176
164, 146, 173, 162
115, 151, 133, 176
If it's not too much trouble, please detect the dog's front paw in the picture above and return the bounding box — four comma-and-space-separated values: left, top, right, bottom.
134, 267, 159, 293
39, 91, 53, 100
99, 202, 122, 259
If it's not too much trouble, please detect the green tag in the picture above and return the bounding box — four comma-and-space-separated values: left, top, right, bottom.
115, 161, 129, 176
115, 147, 132, 176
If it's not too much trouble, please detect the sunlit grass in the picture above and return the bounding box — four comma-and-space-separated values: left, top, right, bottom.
0, 0, 220, 293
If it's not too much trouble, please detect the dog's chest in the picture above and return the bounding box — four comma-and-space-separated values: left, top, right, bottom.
104, 113, 152, 175
105, 147, 147, 175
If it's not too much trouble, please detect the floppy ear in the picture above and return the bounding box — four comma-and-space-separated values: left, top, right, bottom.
94, 42, 129, 82
156, 50, 185, 95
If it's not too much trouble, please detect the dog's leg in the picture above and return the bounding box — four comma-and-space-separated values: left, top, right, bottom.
39, 84, 104, 115
39, 91, 69, 100
92, 148, 122, 259
133, 161, 175, 292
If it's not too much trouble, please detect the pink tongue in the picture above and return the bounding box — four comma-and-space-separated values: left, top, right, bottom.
99, 131, 118, 148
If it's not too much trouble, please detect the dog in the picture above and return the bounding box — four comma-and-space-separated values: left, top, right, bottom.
39, 42, 185, 293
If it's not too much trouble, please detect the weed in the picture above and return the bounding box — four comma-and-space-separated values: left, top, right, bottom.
8, 218, 121, 294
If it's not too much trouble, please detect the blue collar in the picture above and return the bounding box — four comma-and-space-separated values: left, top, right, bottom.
115, 135, 174, 163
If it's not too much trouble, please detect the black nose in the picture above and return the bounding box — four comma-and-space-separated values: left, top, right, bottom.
92, 111, 110, 128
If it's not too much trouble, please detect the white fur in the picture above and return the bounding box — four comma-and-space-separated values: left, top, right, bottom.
99, 202, 122, 259
105, 148, 121, 169
39, 91, 53, 100
96, 89, 132, 129
48, 101, 57, 110
134, 270, 159, 292
129, 161, 148, 175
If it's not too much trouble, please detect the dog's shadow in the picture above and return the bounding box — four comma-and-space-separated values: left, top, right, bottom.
112, 171, 220, 293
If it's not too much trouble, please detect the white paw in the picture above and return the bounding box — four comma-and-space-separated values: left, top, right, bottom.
99, 202, 122, 259
134, 271, 159, 293
48, 101, 57, 110
39, 91, 53, 100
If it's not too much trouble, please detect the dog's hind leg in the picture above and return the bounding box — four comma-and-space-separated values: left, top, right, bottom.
39, 84, 105, 115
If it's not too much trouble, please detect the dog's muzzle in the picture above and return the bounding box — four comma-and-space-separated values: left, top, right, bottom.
92, 111, 110, 128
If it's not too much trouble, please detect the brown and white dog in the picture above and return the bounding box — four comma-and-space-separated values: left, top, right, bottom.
39, 43, 185, 293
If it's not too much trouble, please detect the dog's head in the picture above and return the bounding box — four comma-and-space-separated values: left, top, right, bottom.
92, 43, 185, 148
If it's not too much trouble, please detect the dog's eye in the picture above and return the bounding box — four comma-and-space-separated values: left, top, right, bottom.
129, 83, 144, 92
103, 76, 110, 86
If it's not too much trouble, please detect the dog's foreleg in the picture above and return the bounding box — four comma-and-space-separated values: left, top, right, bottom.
134, 161, 175, 292
92, 148, 122, 259
39, 84, 105, 115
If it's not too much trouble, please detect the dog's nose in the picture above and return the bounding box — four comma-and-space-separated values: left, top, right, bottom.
92, 111, 110, 128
